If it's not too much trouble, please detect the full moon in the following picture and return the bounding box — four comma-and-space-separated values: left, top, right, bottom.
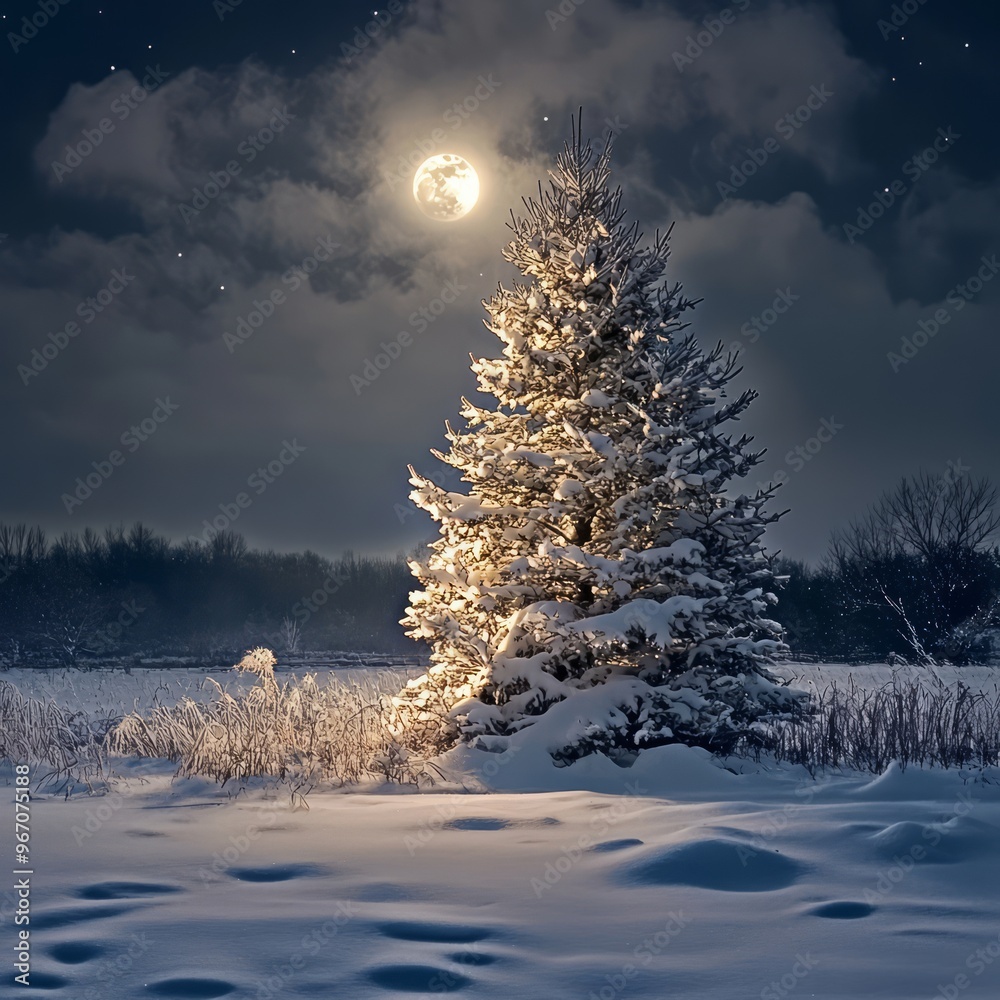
413, 153, 480, 221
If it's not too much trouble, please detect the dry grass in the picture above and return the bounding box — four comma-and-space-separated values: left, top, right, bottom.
108, 648, 423, 792
7, 654, 1000, 796
759, 674, 1000, 774
0, 681, 113, 789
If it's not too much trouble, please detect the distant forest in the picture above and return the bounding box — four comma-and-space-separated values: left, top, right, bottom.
0, 522, 414, 665
2, 470, 999, 667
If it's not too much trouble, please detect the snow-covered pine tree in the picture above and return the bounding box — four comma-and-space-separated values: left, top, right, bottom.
393, 118, 809, 765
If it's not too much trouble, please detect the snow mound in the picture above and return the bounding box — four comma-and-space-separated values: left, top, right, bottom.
869, 816, 989, 864
617, 838, 806, 892
442, 719, 739, 796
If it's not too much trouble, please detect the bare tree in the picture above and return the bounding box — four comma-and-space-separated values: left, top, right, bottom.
280, 616, 302, 654
829, 471, 1000, 663
210, 530, 249, 563
0, 523, 47, 567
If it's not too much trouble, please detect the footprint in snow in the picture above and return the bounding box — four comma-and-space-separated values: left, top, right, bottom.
808, 901, 876, 919
444, 817, 510, 831
12, 971, 70, 990
145, 977, 236, 998
353, 882, 420, 902
32, 902, 145, 930
226, 863, 332, 882
443, 816, 559, 831
448, 949, 498, 966
76, 880, 182, 900
590, 838, 644, 853
47, 940, 106, 963
377, 920, 494, 943
366, 964, 473, 992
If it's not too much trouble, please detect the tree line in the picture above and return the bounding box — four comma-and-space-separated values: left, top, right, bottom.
0, 522, 414, 665
1, 469, 998, 668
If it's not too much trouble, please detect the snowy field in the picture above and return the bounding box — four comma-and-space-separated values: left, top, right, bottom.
4, 657, 995, 717
2, 662, 1000, 999
0, 662, 425, 717
774, 660, 1000, 696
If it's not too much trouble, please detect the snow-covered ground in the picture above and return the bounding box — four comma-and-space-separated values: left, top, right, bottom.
2, 662, 999, 999
3, 658, 994, 717
774, 660, 999, 695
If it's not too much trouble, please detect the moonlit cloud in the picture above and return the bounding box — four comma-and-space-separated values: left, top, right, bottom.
2, 0, 997, 563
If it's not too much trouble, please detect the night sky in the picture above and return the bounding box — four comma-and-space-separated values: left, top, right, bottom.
2, 0, 997, 564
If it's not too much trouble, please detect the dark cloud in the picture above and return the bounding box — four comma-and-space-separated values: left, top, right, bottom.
2, 0, 998, 564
